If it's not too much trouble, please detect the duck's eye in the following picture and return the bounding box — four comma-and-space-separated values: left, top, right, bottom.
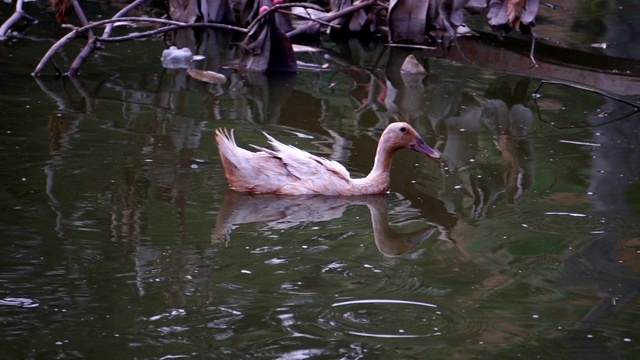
400, 126, 407, 133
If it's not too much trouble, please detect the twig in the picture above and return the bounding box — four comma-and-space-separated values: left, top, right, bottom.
69, 0, 94, 40
529, 34, 538, 68
62, 0, 101, 76
97, 22, 246, 42
103, 0, 151, 38
68, 36, 99, 76
246, 3, 326, 34
279, 10, 339, 29
0, 0, 31, 37
34, 29, 78, 75
541, 1, 563, 10
287, 0, 376, 38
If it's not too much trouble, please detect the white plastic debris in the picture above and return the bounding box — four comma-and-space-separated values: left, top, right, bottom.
161, 46, 194, 69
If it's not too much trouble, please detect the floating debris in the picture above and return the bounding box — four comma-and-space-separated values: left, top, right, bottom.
0, 297, 39, 308
187, 69, 227, 84
161, 46, 193, 69
400, 54, 427, 74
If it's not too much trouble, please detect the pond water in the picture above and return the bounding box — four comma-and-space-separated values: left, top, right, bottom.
1, 1, 640, 359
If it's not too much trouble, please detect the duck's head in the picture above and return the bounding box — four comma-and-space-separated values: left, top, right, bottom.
382, 122, 441, 159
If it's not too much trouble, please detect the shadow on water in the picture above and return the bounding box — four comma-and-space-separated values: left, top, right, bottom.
1, 4, 640, 358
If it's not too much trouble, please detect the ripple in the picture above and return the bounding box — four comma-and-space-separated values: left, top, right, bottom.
332, 298, 438, 308
0, 297, 39, 308
282, 296, 496, 345
318, 298, 447, 339
375, 275, 452, 296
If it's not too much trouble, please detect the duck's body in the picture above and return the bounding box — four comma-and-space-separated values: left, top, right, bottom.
215, 122, 440, 195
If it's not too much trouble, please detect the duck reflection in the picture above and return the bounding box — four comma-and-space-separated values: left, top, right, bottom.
212, 191, 447, 257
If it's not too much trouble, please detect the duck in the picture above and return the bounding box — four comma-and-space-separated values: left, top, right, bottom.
215, 122, 441, 195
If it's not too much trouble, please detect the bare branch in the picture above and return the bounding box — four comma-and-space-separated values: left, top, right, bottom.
0, 0, 29, 38
246, 2, 328, 33
33, 17, 246, 75
103, 0, 151, 38
69, 37, 99, 76
286, 0, 377, 38
279, 10, 340, 30
97, 22, 247, 43
69, 0, 94, 40
33, 29, 79, 75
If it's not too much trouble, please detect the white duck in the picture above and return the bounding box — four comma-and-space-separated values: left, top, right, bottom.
215, 122, 440, 195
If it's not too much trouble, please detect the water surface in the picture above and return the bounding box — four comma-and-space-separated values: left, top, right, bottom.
1, 1, 640, 359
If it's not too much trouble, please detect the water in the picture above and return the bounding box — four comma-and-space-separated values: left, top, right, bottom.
1, 1, 640, 359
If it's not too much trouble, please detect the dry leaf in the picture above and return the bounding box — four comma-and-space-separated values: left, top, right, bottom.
400, 54, 427, 74
187, 69, 227, 84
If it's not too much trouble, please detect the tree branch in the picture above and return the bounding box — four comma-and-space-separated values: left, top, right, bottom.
286, 0, 377, 38
33, 17, 246, 75
102, 0, 151, 38
0, 0, 31, 38
97, 22, 247, 43
68, 36, 99, 76
69, 0, 94, 40
279, 10, 340, 30
246, 2, 327, 33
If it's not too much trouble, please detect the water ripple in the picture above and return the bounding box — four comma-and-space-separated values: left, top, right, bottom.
0, 297, 40, 308
319, 298, 447, 339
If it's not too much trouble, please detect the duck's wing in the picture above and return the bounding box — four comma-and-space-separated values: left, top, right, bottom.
217, 128, 300, 193
251, 132, 351, 181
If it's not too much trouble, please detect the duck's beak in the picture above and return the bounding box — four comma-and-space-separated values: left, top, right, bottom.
411, 137, 441, 159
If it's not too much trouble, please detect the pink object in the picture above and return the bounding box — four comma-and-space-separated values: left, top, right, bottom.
273, 0, 285, 5
259, 5, 270, 15
215, 122, 440, 195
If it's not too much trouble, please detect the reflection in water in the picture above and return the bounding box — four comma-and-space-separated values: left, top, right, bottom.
553, 96, 640, 357
421, 78, 536, 222
212, 191, 445, 257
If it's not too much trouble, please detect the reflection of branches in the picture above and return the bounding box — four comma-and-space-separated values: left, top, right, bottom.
535, 80, 640, 110
534, 80, 640, 129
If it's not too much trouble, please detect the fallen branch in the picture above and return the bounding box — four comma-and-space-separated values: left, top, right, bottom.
69, 0, 94, 40
279, 10, 339, 30
33, 16, 246, 75
97, 22, 247, 42
102, 0, 151, 38
245, 2, 327, 33
66, 0, 99, 76
69, 36, 99, 75
286, 0, 377, 38
0, 0, 35, 38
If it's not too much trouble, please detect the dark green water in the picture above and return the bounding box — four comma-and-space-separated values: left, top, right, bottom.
1, 1, 640, 359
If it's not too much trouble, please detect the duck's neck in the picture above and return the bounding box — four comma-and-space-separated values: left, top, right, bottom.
369, 140, 397, 177
352, 141, 397, 194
